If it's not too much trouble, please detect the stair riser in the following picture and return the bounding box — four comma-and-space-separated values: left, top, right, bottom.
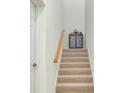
57, 77, 93, 83
59, 70, 91, 75
60, 64, 90, 68
61, 58, 89, 62
62, 53, 88, 57
56, 91, 93, 93
56, 86, 94, 93
63, 49, 88, 52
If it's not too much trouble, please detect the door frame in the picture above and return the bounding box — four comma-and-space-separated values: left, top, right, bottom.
30, 0, 46, 93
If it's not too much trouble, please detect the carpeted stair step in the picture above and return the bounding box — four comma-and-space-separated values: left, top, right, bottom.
63, 49, 88, 52
56, 48, 93, 93
60, 62, 90, 68
61, 57, 89, 62
57, 75, 93, 83
59, 68, 91, 75
62, 52, 88, 57
56, 83, 94, 93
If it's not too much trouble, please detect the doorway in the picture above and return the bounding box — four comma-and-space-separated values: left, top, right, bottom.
30, 1, 37, 93
30, 0, 46, 93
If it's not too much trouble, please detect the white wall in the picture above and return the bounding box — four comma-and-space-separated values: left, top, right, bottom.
85, 0, 94, 75
63, 0, 85, 48
45, 0, 64, 93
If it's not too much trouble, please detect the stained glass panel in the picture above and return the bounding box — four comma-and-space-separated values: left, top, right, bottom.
76, 35, 82, 48
69, 32, 83, 48
70, 35, 75, 48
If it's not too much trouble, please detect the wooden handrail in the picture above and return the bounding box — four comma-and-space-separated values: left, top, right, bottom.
54, 31, 65, 64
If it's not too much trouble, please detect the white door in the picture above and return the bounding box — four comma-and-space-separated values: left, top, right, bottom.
30, 1, 37, 93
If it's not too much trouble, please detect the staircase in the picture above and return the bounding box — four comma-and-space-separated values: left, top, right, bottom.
56, 49, 94, 93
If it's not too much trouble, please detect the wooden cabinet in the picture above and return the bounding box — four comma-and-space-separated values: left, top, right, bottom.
69, 32, 83, 48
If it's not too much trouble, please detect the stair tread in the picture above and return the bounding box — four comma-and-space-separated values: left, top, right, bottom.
61, 61, 89, 63
63, 52, 88, 55
61, 62, 90, 64
63, 49, 88, 52
62, 57, 88, 58
57, 83, 93, 86
61, 57, 89, 62
64, 48, 88, 50
63, 51, 88, 53
63, 56, 88, 58
63, 49, 87, 51
60, 68, 91, 70
58, 75, 92, 77
63, 52, 88, 54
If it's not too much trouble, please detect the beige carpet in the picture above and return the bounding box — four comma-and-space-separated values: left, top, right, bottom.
56, 49, 94, 93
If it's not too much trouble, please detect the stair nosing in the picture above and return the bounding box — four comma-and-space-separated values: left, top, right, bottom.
63, 52, 88, 54
61, 61, 89, 63
63, 48, 88, 50
59, 68, 91, 70
60, 62, 90, 64
63, 49, 88, 51
56, 83, 93, 86
58, 75, 92, 77
62, 57, 88, 58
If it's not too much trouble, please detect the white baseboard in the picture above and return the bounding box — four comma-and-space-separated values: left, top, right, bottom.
87, 48, 94, 78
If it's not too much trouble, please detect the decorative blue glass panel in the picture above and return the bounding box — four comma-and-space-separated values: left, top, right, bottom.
76, 35, 82, 48
70, 35, 75, 48
69, 32, 83, 48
